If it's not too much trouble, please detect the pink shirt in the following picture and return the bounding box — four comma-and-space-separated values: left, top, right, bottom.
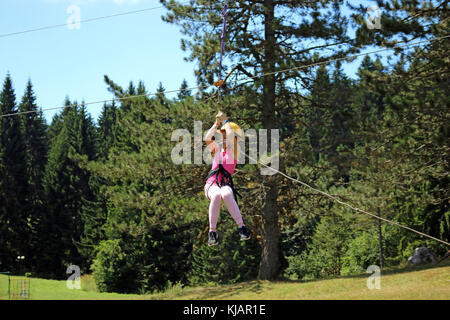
205, 148, 237, 185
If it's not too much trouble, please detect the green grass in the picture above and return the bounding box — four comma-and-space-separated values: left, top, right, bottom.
0, 260, 449, 300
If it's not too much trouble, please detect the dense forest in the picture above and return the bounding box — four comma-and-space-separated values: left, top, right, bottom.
0, 0, 448, 293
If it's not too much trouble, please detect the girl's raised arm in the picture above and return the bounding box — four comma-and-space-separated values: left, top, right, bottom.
204, 118, 220, 153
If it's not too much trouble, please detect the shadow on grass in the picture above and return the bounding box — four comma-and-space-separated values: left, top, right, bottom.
148, 280, 265, 300
189, 280, 265, 300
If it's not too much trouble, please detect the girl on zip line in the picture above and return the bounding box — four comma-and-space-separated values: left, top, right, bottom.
203, 111, 251, 246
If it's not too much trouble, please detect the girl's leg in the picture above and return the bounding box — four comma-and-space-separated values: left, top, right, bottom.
220, 186, 244, 227
205, 183, 222, 231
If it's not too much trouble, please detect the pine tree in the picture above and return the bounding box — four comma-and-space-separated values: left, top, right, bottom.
18, 79, 49, 273
103, 76, 140, 153
137, 80, 146, 96
305, 65, 333, 163
77, 172, 107, 269
97, 101, 118, 160
0, 74, 29, 272
47, 97, 71, 143
156, 81, 167, 106
78, 103, 97, 161
18, 80, 49, 182
127, 81, 136, 96
41, 101, 98, 277
177, 79, 191, 100
352, 56, 385, 135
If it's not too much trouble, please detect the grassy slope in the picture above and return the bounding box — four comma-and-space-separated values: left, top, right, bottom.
0, 260, 449, 300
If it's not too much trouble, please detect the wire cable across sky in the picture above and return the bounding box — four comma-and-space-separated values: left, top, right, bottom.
1, 34, 448, 119
0, 1, 190, 39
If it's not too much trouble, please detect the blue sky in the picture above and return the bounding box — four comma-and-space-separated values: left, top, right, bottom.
0, 0, 384, 124
0, 0, 198, 123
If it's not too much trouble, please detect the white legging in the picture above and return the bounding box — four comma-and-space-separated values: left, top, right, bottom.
204, 183, 244, 231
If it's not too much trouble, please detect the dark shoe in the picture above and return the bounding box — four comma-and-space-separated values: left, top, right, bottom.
208, 231, 218, 246
239, 226, 251, 241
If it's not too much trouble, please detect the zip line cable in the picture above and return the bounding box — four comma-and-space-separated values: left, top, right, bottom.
0, 1, 192, 39
231, 35, 450, 84
0, 83, 211, 118
243, 152, 450, 247
1, 1, 445, 40
1, 34, 448, 119
0, 1, 242, 40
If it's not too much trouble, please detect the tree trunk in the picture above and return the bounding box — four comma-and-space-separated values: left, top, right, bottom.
375, 154, 384, 269
259, 175, 280, 280
258, 0, 280, 281
377, 207, 384, 269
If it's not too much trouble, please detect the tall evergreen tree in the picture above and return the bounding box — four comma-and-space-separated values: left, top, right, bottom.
305, 65, 333, 163
177, 79, 192, 100
0, 74, 29, 272
41, 101, 98, 277
18, 79, 49, 273
97, 101, 118, 160
103, 76, 141, 153
78, 103, 97, 161
137, 80, 147, 96
156, 81, 168, 107
18, 80, 49, 182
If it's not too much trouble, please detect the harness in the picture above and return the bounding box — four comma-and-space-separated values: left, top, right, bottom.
206, 163, 242, 204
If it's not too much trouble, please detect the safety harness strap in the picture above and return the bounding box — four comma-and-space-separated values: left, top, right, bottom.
206, 163, 242, 204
